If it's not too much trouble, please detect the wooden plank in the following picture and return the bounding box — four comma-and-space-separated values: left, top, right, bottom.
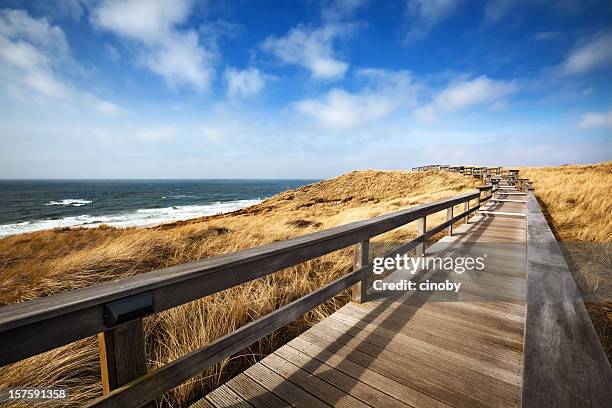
225, 374, 289, 408
351, 240, 369, 303
325, 312, 522, 387
491, 199, 526, 203
274, 344, 415, 408
522, 192, 612, 407
287, 337, 450, 408
260, 353, 371, 408
299, 325, 510, 408
303, 324, 520, 406
98, 319, 148, 394
340, 303, 524, 363
190, 397, 216, 408
0, 191, 479, 367
244, 363, 329, 407
477, 210, 525, 219
416, 217, 426, 256
205, 384, 253, 408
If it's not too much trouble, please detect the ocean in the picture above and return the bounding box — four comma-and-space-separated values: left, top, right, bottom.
0, 179, 317, 238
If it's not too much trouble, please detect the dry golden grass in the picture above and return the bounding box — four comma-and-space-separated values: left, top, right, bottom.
521, 162, 612, 242
0, 170, 479, 407
521, 162, 612, 361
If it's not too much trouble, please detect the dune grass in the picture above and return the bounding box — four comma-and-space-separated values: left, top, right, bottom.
0, 170, 480, 407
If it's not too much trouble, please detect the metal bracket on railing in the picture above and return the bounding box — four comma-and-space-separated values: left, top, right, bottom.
103, 291, 154, 327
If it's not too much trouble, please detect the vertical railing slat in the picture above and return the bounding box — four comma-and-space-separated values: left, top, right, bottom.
98, 319, 148, 395
417, 217, 426, 256
351, 240, 369, 303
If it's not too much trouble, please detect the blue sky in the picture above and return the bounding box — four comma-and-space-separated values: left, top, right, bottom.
0, 0, 611, 179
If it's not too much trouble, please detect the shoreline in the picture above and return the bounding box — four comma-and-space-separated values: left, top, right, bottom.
0, 198, 265, 239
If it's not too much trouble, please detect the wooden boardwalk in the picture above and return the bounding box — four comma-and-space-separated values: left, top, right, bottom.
197, 198, 529, 407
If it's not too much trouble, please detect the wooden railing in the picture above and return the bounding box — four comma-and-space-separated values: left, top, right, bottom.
412, 165, 533, 191
0, 185, 494, 408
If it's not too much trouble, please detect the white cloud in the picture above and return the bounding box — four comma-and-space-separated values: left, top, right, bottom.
534, 31, 562, 41
93, 100, 122, 115
321, 0, 368, 21
0, 9, 118, 112
578, 109, 612, 129
559, 33, 612, 76
91, 0, 214, 90
262, 23, 352, 80
135, 126, 177, 142
37, 0, 92, 21
295, 69, 417, 131
416, 76, 517, 123
483, 0, 516, 23
225, 67, 265, 98
404, 0, 458, 42
0, 9, 70, 99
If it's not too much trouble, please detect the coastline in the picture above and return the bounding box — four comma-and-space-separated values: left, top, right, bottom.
0, 198, 264, 238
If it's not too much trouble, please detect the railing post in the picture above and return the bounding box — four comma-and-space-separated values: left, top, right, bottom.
464, 200, 469, 224
351, 239, 369, 303
98, 319, 148, 396
417, 217, 426, 256
447, 206, 453, 236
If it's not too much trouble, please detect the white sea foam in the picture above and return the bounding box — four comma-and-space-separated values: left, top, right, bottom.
44, 199, 92, 207
0, 199, 262, 238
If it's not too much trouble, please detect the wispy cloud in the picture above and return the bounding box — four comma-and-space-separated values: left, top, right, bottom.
483, 0, 518, 23
135, 126, 177, 142
416, 75, 517, 123
0, 8, 119, 113
578, 109, 612, 129
224, 67, 266, 98
403, 0, 458, 42
559, 32, 612, 76
321, 0, 368, 21
0, 9, 71, 99
534, 31, 562, 41
294, 69, 417, 131
91, 0, 215, 90
261, 23, 354, 80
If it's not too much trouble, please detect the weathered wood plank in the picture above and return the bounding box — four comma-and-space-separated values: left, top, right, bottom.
351, 240, 369, 303
287, 337, 450, 408
205, 384, 252, 408
225, 374, 290, 408
259, 353, 371, 408
325, 312, 522, 387
98, 319, 148, 394
244, 363, 328, 407
274, 344, 414, 408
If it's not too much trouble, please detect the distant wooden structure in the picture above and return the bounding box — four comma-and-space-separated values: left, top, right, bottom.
0, 169, 609, 407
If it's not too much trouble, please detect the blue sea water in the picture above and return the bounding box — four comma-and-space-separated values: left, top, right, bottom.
0, 179, 316, 238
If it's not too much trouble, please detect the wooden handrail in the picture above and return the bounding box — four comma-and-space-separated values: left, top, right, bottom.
0, 187, 488, 407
